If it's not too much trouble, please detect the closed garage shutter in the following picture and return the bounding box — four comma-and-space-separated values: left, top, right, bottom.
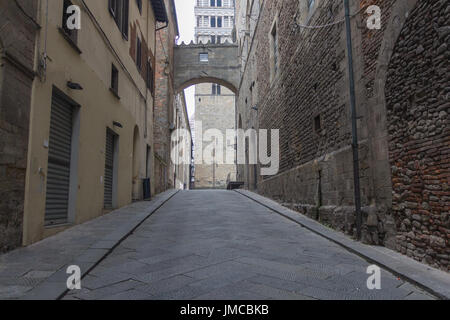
45, 94, 73, 226
104, 130, 115, 209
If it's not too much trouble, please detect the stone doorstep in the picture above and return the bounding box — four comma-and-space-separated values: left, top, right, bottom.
235, 190, 450, 300
21, 189, 180, 300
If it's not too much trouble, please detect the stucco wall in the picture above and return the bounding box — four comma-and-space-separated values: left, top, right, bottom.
22, 0, 157, 245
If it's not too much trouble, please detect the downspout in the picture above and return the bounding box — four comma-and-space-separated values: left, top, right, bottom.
145, 1, 150, 139
344, 0, 362, 240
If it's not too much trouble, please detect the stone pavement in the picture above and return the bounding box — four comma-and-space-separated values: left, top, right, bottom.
0, 189, 446, 300
56, 190, 438, 300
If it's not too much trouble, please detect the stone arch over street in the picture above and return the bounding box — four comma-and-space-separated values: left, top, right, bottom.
174, 42, 240, 95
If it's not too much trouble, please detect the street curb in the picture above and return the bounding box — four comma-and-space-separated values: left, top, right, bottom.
235, 189, 450, 300
22, 189, 180, 300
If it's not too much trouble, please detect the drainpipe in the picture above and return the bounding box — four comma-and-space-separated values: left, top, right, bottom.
344, 0, 362, 240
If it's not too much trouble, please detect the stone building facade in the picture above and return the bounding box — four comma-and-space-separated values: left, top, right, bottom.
236, 0, 449, 271
0, 0, 39, 253
194, 0, 237, 189
1, 0, 169, 252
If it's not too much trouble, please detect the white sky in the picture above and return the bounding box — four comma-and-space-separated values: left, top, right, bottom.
174, 0, 196, 120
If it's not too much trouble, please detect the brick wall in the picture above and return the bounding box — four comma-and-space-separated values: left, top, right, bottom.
153, 0, 177, 194
0, 0, 38, 252
237, 0, 448, 270
385, 0, 449, 271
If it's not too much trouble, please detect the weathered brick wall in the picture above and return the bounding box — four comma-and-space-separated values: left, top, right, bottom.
360, 0, 397, 98
385, 0, 449, 271
154, 24, 171, 194
237, 0, 448, 270
256, 0, 350, 175
153, 0, 177, 194
247, 0, 374, 238
0, 0, 38, 252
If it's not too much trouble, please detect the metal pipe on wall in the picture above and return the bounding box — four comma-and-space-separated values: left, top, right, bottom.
344, 0, 362, 240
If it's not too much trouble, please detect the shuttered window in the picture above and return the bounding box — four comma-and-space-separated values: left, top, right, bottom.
109, 0, 129, 39
45, 94, 74, 226
104, 129, 116, 209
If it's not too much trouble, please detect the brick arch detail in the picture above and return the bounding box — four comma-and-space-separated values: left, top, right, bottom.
384, 0, 449, 271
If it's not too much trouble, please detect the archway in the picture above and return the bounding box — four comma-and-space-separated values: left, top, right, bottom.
188, 79, 237, 189
384, 0, 447, 270
174, 42, 240, 97
363, 0, 420, 249
132, 125, 141, 201
176, 77, 238, 95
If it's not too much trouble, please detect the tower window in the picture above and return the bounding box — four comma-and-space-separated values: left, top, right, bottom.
212, 84, 221, 95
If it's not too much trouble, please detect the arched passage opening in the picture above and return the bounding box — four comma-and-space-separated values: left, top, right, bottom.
184, 79, 237, 189
176, 77, 238, 96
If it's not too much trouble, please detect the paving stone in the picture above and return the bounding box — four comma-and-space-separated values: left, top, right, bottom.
135, 275, 197, 295
238, 281, 316, 300
100, 289, 154, 300
73, 279, 145, 300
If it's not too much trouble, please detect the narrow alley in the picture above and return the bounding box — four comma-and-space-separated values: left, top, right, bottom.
0, 0, 448, 304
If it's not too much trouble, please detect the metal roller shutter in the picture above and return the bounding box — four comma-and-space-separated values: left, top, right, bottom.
104, 130, 115, 209
45, 95, 73, 226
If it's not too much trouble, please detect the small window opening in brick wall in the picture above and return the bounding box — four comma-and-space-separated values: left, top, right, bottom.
314, 114, 322, 134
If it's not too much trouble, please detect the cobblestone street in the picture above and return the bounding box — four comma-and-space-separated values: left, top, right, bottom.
59, 190, 436, 300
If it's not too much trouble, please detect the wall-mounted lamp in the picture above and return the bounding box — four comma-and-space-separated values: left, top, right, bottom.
67, 81, 83, 90
113, 121, 123, 128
